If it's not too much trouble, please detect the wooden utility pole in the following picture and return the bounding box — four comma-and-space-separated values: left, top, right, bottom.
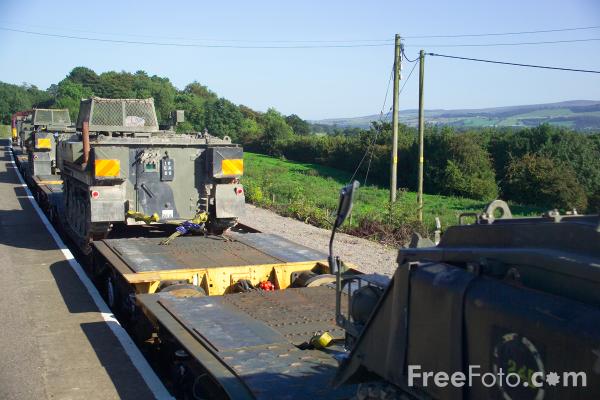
390, 34, 402, 203
417, 50, 425, 221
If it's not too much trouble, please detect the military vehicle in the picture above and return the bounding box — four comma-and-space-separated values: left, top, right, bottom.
11, 110, 32, 146
16, 111, 33, 151
24, 108, 76, 176
58, 97, 245, 251
331, 193, 600, 399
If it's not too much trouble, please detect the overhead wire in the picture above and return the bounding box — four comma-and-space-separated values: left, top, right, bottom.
407, 37, 600, 48
362, 55, 418, 187
0, 21, 394, 43
427, 53, 600, 74
0, 27, 391, 48
2, 21, 599, 43
2, 26, 600, 49
349, 65, 393, 183
401, 47, 418, 63
403, 25, 600, 39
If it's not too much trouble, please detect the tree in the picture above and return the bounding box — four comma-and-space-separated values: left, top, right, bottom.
285, 114, 310, 136
262, 108, 294, 155
504, 153, 588, 211
54, 80, 93, 120
424, 131, 498, 200
204, 98, 244, 140
442, 134, 498, 200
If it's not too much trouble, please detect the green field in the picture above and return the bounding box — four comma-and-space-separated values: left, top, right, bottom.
242, 152, 541, 245
0, 125, 11, 139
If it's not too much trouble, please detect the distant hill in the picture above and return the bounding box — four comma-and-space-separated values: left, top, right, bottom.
313, 100, 600, 131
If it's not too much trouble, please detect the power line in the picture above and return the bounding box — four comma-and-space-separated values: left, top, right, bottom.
379, 67, 394, 121
427, 52, 600, 74
404, 25, 600, 39
363, 59, 418, 187
2, 20, 599, 43
0, 27, 391, 48
3, 26, 600, 49
0, 21, 394, 43
407, 37, 600, 48
350, 64, 394, 183
400, 61, 419, 94
402, 47, 418, 63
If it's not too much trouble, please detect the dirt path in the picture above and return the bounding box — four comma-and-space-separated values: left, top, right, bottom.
239, 204, 399, 275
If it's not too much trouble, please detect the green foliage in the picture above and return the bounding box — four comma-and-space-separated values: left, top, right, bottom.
204, 98, 244, 140
261, 108, 294, 155
0, 125, 11, 138
54, 80, 93, 120
503, 153, 588, 211
441, 134, 498, 201
285, 114, 310, 136
242, 152, 541, 245
0, 82, 52, 124
0, 67, 595, 214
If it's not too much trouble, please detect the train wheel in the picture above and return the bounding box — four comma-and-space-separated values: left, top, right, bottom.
159, 283, 206, 298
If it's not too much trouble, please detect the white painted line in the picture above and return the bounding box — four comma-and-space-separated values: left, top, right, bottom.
6, 146, 173, 400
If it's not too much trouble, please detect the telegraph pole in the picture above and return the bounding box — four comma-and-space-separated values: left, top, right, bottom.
417, 50, 425, 221
390, 34, 402, 203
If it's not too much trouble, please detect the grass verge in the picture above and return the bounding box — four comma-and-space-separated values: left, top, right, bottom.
242, 152, 542, 246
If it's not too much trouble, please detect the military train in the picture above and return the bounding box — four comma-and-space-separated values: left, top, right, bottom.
11, 101, 600, 400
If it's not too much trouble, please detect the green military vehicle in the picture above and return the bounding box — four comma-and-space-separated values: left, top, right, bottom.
25, 108, 76, 176
16, 112, 33, 152
58, 97, 245, 251
331, 193, 600, 399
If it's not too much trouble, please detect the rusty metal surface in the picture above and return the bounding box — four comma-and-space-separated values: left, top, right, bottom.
222, 286, 347, 345
102, 233, 325, 273
151, 287, 354, 399
228, 232, 327, 262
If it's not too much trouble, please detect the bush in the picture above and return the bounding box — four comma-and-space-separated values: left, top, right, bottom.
504, 154, 588, 211
427, 133, 498, 201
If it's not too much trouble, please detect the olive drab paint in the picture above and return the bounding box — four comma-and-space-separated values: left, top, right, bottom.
57, 97, 246, 249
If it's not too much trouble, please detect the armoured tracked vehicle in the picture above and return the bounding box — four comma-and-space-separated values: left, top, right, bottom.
16, 112, 33, 151
24, 108, 75, 176
11, 110, 32, 146
58, 97, 245, 251
331, 195, 600, 399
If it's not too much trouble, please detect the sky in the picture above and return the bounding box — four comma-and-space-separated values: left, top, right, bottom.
0, 0, 599, 120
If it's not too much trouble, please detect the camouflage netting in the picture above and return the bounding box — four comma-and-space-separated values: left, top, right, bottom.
78, 97, 159, 132
33, 109, 71, 126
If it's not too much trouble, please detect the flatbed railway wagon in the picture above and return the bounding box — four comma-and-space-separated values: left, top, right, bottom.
91, 229, 351, 318
132, 182, 373, 400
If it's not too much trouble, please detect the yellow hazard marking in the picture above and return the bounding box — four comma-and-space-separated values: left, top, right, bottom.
420, 156, 424, 163
38, 180, 63, 185
221, 159, 244, 176
36, 138, 51, 149
95, 159, 121, 177
11, 128, 17, 139
393, 156, 398, 164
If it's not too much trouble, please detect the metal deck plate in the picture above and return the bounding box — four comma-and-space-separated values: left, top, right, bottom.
159, 295, 286, 351
103, 236, 283, 272
221, 286, 346, 345
228, 232, 327, 263
149, 287, 354, 399
102, 233, 325, 273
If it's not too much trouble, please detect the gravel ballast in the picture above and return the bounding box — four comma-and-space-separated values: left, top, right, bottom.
239, 204, 399, 275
